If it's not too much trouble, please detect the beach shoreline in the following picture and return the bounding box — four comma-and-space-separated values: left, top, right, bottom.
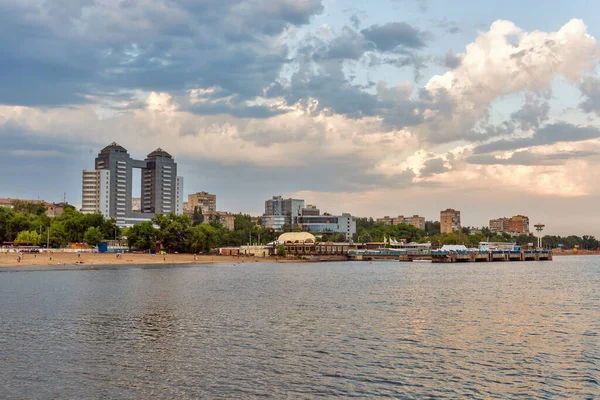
0, 252, 285, 268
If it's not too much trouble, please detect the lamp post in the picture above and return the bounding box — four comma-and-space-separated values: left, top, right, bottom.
534, 223, 545, 249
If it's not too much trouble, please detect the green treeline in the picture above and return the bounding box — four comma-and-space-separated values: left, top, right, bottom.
126, 213, 279, 253
354, 218, 600, 250
0, 202, 119, 247
1, 203, 598, 251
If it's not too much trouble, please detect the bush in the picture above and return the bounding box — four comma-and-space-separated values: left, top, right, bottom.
276, 244, 286, 257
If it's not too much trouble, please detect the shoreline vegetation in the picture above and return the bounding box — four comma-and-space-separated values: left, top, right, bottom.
2, 200, 600, 265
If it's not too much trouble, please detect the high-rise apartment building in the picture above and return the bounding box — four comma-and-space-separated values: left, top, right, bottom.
489, 217, 510, 233
440, 209, 461, 234
141, 148, 179, 214
187, 191, 217, 213
509, 215, 530, 234
81, 142, 184, 227
263, 196, 305, 230
405, 215, 426, 230
81, 170, 111, 218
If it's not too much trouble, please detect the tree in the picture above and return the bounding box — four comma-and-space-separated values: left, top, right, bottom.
276, 244, 287, 257
15, 230, 42, 245
84, 226, 104, 246
361, 234, 372, 243
126, 221, 157, 251
192, 206, 204, 226
425, 221, 441, 236
187, 225, 206, 253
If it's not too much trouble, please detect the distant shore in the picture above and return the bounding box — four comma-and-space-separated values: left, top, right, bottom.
551, 250, 600, 256
0, 252, 284, 268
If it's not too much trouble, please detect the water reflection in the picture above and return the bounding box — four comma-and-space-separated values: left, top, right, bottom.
0, 258, 598, 398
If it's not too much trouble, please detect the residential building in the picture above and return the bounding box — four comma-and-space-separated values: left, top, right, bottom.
0, 198, 66, 217
376, 215, 425, 230
45, 202, 67, 217
81, 142, 184, 227
142, 148, 180, 215
203, 211, 235, 231
263, 196, 305, 230
302, 205, 320, 216
81, 169, 111, 218
376, 216, 394, 225
176, 177, 184, 216
489, 217, 510, 233
0, 198, 45, 209
405, 215, 426, 230
489, 215, 530, 234
440, 209, 461, 234
297, 213, 356, 241
509, 215, 530, 234
187, 191, 216, 213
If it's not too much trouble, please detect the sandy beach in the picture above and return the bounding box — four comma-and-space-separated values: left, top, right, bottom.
0, 252, 280, 268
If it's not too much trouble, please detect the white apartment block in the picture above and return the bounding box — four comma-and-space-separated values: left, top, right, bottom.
81, 169, 111, 218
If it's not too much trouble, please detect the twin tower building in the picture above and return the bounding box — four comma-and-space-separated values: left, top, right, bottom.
82, 142, 184, 227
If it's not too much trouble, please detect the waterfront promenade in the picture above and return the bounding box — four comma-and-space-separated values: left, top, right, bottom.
0, 252, 277, 268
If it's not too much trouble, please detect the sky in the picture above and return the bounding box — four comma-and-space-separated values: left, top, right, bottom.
1, 0, 600, 235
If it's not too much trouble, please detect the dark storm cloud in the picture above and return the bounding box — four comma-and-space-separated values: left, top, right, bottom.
0, 0, 324, 107
473, 123, 600, 154
467, 150, 597, 166
361, 22, 430, 51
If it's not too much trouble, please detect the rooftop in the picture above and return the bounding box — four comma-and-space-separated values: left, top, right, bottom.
100, 142, 128, 153
147, 148, 172, 159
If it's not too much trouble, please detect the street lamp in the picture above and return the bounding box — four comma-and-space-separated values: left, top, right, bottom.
534, 223, 545, 249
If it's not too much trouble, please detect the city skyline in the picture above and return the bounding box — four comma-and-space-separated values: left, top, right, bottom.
2, 0, 600, 235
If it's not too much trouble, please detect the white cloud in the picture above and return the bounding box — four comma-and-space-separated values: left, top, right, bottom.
420, 18, 598, 143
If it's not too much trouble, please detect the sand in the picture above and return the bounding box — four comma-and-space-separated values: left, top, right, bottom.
0, 252, 279, 267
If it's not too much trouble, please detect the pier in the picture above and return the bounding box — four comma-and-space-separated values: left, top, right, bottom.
347, 249, 553, 263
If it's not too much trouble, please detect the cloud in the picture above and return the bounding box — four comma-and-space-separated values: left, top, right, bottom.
419, 157, 449, 176
473, 123, 600, 154
510, 94, 550, 131
443, 50, 462, 69
421, 18, 598, 143
0, 0, 324, 107
349, 14, 361, 30
579, 75, 600, 115
432, 19, 462, 34
361, 22, 430, 51
467, 150, 597, 165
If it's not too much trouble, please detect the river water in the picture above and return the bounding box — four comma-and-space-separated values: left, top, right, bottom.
1, 257, 599, 399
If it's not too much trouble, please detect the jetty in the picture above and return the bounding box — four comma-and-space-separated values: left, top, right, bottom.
347, 249, 552, 263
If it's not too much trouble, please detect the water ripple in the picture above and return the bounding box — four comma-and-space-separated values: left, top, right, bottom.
1, 257, 599, 398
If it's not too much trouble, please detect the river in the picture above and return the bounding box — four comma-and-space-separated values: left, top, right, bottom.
1, 257, 598, 398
